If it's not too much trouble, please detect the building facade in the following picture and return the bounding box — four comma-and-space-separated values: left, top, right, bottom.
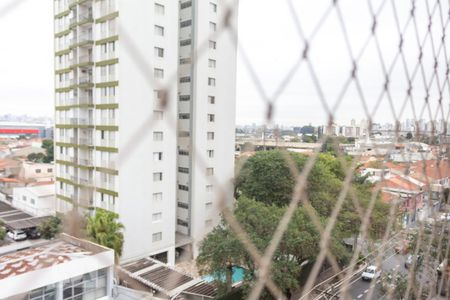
54, 0, 237, 263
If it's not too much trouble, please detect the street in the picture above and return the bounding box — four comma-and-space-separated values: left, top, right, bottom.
347, 249, 406, 300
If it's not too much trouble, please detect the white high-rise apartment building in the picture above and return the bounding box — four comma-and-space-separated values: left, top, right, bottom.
54, 0, 237, 264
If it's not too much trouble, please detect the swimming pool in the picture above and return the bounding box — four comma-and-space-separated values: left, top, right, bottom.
202, 266, 245, 283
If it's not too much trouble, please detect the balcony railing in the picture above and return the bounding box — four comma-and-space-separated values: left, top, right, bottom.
79, 12, 93, 23
78, 55, 93, 64
98, 180, 115, 191
98, 2, 117, 17
79, 137, 93, 145
78, 157, 94, 166
99, 139, 116, 148
100, 160, 116, 170
79, 75, 93, 84
99, 96, 116, 104
70, 118, 93, 125
100, 118, 116, 126
99, 51, 117, 61
99, 74, 117, 83
78, 96, 93, 105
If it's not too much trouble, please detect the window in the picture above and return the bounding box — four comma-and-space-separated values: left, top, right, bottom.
180, 39, 191, 46
209, 22, 217, 32
35, 169, 41, 173
22, 195, 27, 201
154, 25, 164, 36
178, 202, 189, 209
154, 110, 164, 120
152, 232, 162, 242
180, 1, 192, 9
179, 95, 190, 101
155, 3, 165, 15
154, 89, 163, 100
153, 152, 163, 161
206, 185, 213, 192
179, 113, 190, 119
180, 76, 191, 83
153, 131, 163, 141
179, 149, 189, 156
209, 40, 216, 49
208, 77, 216, 86
154, 47, 164, 58
206, 202, 213, 210
177, 219, 189, 227
210, 2, 217, 12
180, 58, 191, 64
152, 212, 162, 222
178, 167, 189, 174
47, 168, 53, 172
208, 59, 216, 68
207, 150, 214, 158
154, 68, 164, 79
178, 184, 189, 191
180, 20, 192, 28
153, 192, 162, 201
206, 168, 214, 176
208, 114, 215, 122
208, 96, 215, 104
30, 198, 36, 205
178, 131, 190, 137
207, 132, 215, 140
153, 172, 163, 181
101, 130, 105, 139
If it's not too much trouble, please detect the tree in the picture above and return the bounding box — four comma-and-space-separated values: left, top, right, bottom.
197, 197, 343, 298
39, 216, 62, 239
41, 139, 54, 163
380, 271, 408, 299
302, 135, 317, 143
0, 221, 5, 241
27, 152, 46, 163
86, 209, 124, 259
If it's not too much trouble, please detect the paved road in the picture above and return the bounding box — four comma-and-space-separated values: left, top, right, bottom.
347, 249, 407, 300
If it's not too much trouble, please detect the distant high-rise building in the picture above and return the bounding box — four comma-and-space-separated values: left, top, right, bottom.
54, 0, 237, 263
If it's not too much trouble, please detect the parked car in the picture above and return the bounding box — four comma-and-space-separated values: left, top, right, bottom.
26, 229, 41, 240
7, 230, 27, 241
405, 254, 423, 269
362, 265, 381, 281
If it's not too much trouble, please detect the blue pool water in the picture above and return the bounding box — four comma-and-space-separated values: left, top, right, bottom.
202, 266, 245, 283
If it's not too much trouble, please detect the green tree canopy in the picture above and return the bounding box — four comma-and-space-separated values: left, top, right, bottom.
41, 139, 54, 163
86, 209, 124, 259
39, 216, 62, 239
197, 197, 348, 298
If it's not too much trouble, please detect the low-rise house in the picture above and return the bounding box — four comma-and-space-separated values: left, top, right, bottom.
12, 183, 55, 217
0, 234, 114, 299
18, 161, 54, 182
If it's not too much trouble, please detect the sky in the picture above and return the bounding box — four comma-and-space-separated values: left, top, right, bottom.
0, 0, 448, 126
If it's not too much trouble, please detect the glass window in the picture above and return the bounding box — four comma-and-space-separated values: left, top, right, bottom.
155, 3, 165, 15
154, 25, 164, 36
153, 131, 163, 141
153, 172, 163, 181
209, 40, 216, 49
210, 2, 217, 12
152, 232, 162, 242
153, 192, 162, 201
154, 47, 164, 58
152, 212, 162, 222
154, 68, 164, 79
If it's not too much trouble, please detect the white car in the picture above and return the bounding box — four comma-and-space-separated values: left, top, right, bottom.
361, 265, 381, 281
7, 230, 27, 241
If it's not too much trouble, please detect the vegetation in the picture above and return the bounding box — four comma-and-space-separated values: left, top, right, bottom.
0, 221, 5, 241
39, 216, 62, 239
27, 152, 46, 163
86, 209, 124, 259
41, 139, 54, 163
302, 135, 317, 143
200, 150, 390, 298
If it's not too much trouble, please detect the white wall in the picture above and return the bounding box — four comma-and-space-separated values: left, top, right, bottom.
12, 185, 56, 217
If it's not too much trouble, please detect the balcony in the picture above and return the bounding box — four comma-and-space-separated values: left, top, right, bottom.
79, 177, 93, 186
98, 2, 117, 18
79, 137, 93, 145
99, 74, 117, 83
78, 55, 93, 64
99, 51, 117, 61
99, 139, 116, 148
70, 118, 93, 126
100, 160, 116, 170
79, 11, 93, 23
57, 98, 77, 107
99, 96, 116, 105
79, 75, 93, 85
78, 96, 93, 105
99, 25, 117, 40
99, 118, 116, 126
98, 179, 115, 191
78, 157, 94, 167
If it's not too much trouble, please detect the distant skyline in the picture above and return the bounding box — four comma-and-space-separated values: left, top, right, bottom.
0, 0, 448, 126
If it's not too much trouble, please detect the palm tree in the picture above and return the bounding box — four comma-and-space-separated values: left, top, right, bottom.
86, 209, 124, 259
